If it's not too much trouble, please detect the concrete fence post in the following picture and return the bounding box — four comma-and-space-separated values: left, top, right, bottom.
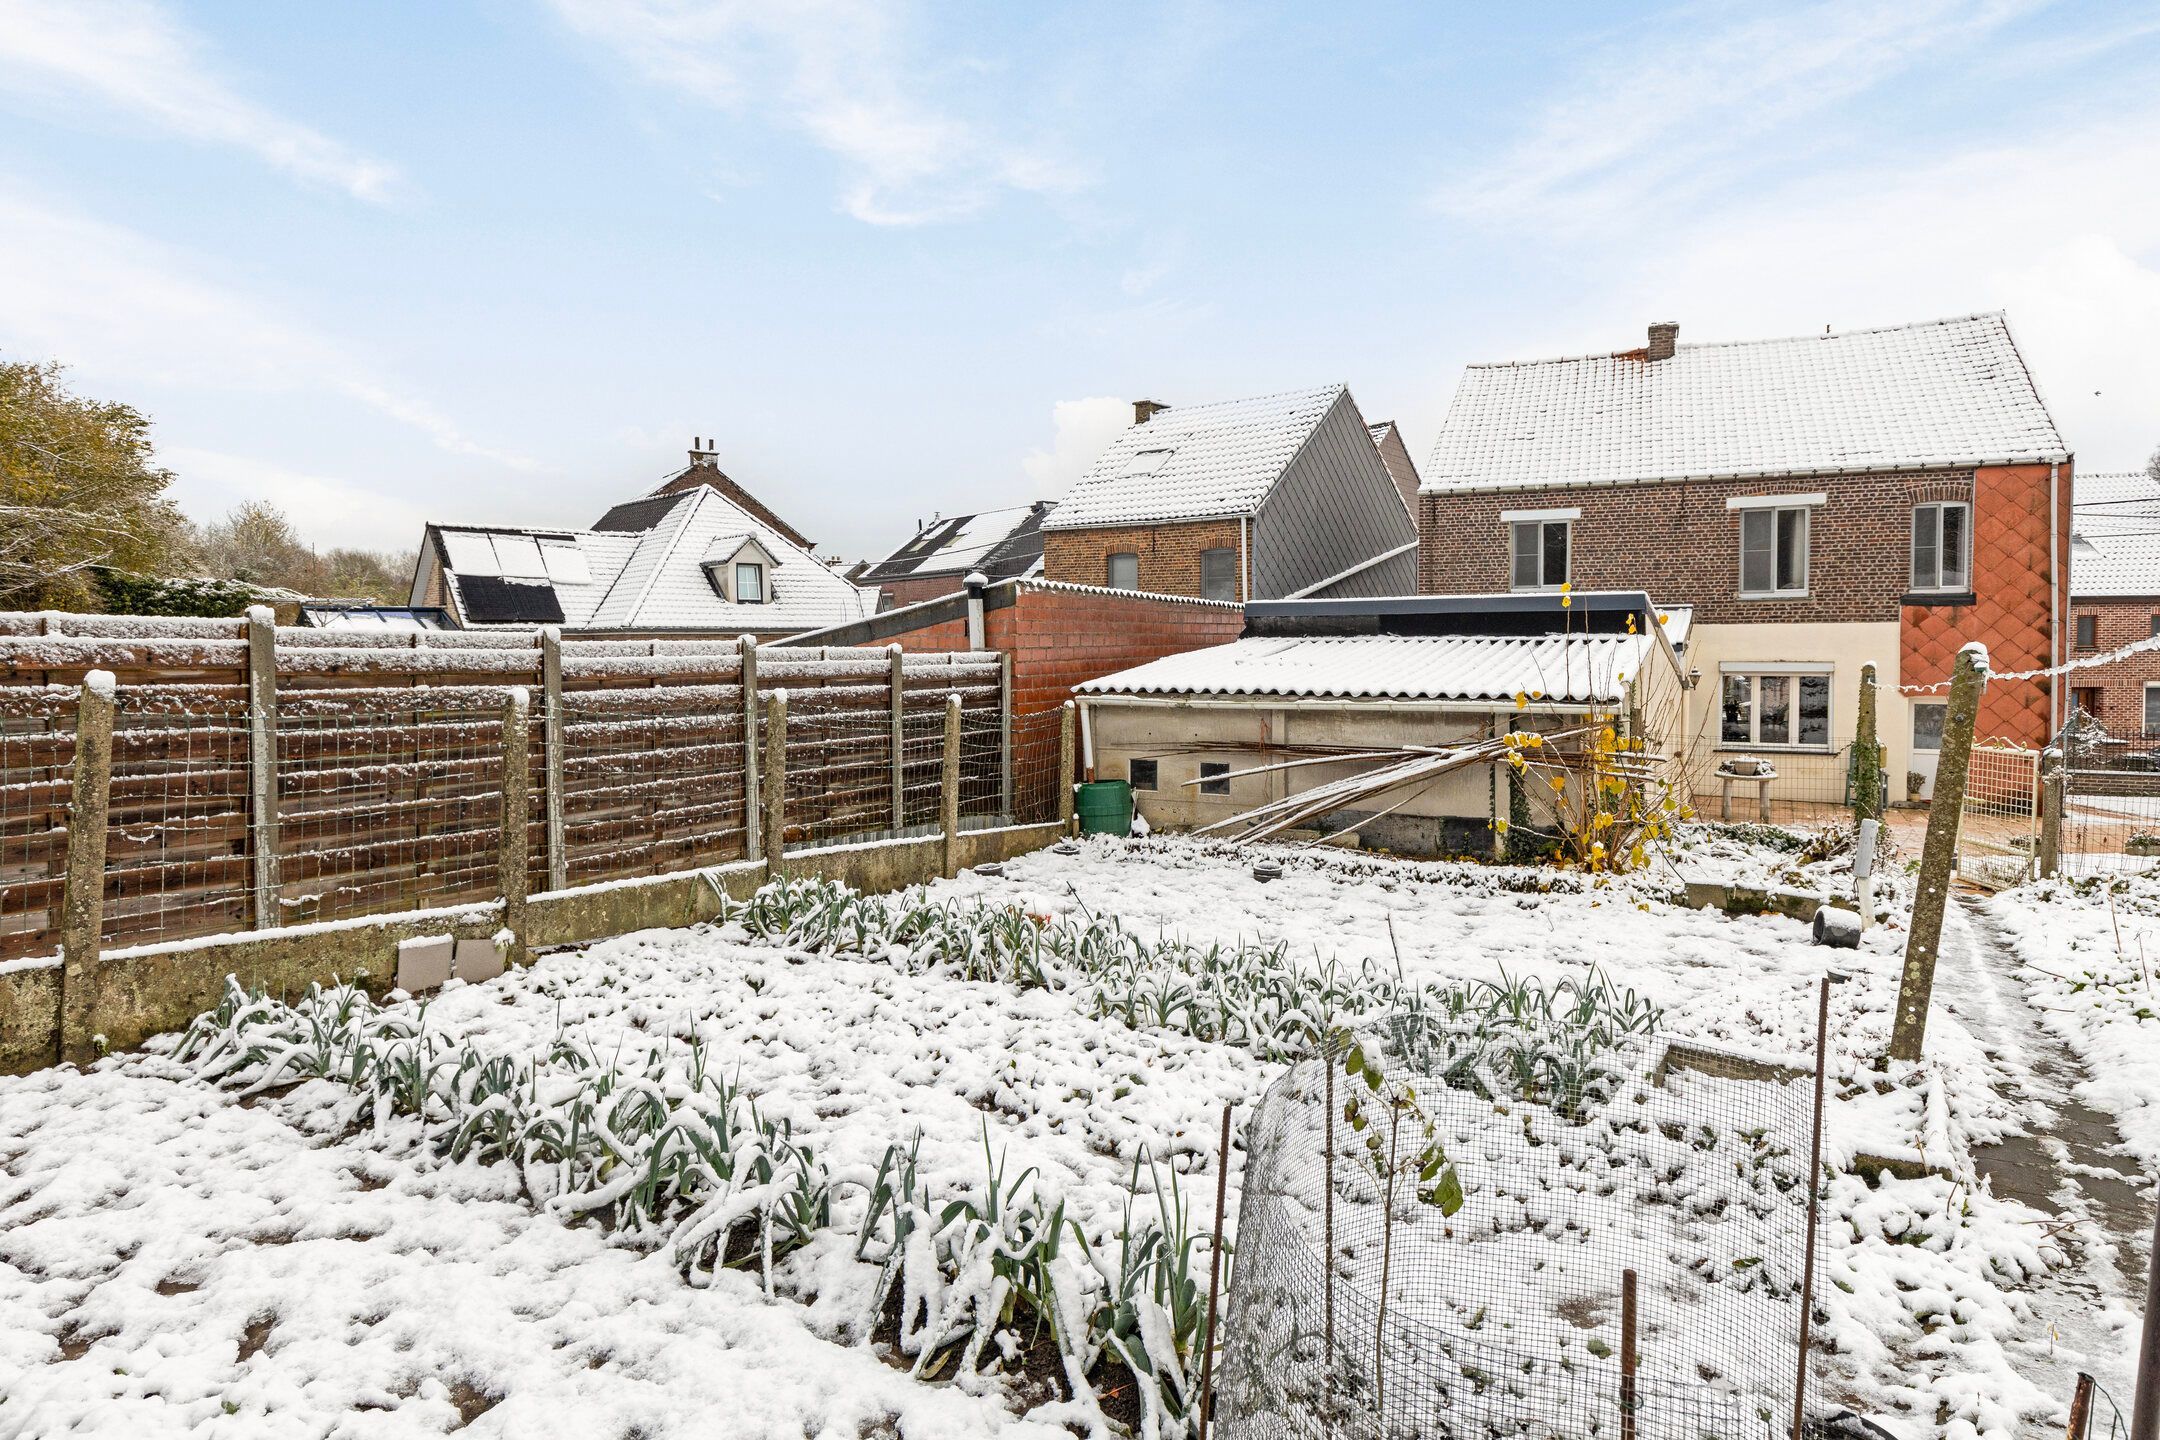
1058, 701, 1077, 835
1853, 662, 1882, 824
889, 645, 906, 831
541, 626, 567, 892
498, 687, 531, 965
1891, 646, 1988, 1062
245, 605, 281, 929
998, 651, 1014, 822
59, 670, 117, 1066
942, 692, 962, 877
762, 689, 787, 869
2037, 748, 2064, 880
741, 634, 762, 862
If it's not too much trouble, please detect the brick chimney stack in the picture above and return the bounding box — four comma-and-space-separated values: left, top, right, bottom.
1646, 322, 1679, 362
1133, 399, 1168, 424
688, 436, 718, 464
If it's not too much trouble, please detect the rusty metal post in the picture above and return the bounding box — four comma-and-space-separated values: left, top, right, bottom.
2068, 1372, 2094, 1440
1198, 1102, 1233, 1440
1892, 646, 1988, 1061
1794, 975, 1832, 1440
58, 671, 116, 1066
2135, 1198, 2160, 1440
1621, 1268, 1639, 1440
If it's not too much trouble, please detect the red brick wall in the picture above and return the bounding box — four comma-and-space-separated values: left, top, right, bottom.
1901, 463, 2070, 746
1041, 520, 1246, 600
879, 582, 1244, 715
1416, 470, 1971, 624
2064, 594, 2160, 732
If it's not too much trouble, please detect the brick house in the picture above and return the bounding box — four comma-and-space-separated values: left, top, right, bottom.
1418, 314, 2072, 804
1040, 387, 1418, 602
855, 501, 1052, 611
2067, 472, 2160, 733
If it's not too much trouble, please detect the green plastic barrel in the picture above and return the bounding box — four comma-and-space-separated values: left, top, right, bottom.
1075, 780, 1133, 837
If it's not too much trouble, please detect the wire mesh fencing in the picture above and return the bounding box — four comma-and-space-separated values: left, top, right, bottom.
1678, 731, 1883, 834
1008, 706, 1070, 827
2057, 724, 2160, 879
102, 690, 254, 949
1954, 742, 2041, 890
1217, 1018, 1824, 1440
556, 684, 750, 886
0, 686, 76, 963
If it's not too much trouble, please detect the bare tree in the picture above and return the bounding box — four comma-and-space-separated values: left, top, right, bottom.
2146, 442, 2159, 484
190, 499, 416, 604
0, 360, 185, 609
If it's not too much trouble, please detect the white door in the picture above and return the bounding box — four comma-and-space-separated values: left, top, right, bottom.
1910, 701, 1945, 803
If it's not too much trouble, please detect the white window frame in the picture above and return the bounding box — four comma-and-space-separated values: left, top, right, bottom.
734, 560, 766, 604
1718, 664, 1835, 752
1199, 547, 1238, 602
1106, 552, 1139, 590
1736, 504, 1811, 598
1910, 501, 1971, 593
2145, 683, 2160, 737
1507, 516, 1571, 592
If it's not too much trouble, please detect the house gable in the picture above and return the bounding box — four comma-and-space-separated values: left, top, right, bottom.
1253, 389, 1419, 599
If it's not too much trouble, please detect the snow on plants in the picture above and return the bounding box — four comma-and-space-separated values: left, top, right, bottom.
0, 831, 2104, 1439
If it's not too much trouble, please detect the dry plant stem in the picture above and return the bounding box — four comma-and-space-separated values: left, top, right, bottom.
1373, 1105, 1403, 1422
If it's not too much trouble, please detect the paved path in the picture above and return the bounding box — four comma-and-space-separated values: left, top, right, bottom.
1937, 897, 2150, 1418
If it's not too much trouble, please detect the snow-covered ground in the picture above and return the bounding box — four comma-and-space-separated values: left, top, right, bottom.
0, 831, 2141, 1439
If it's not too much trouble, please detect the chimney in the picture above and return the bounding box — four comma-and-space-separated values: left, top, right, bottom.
1134, 399, 1168, 425
688, 436, 718, 465
1646, 322, 1679, 362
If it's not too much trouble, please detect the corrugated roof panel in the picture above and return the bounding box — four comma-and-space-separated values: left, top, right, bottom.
1077, 633, 1658, 705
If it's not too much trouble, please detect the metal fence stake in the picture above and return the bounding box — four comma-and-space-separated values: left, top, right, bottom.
1199, 1102, 1232, 1440
2135, 1198, 2160, 1440
1793, 974, 1833, 1440
1892, 646, 1987, 1061
58, 672, 116, 1067
1621, 1268, 1639, 1440
245, 605, 280, 929
2068, 1371, 2094, 1440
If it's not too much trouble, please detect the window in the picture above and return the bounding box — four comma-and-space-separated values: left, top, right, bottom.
734, 561, 766, 603
1509, 519, 1569, 591
2075, 614, 2099, 651
2151, 614, 2160, 638
1912, 702, 1946, 752
1199, 548, 1238, 602
1128, 759, 1159, 791
1720, 669, 1831, 748
1198, 762, 1230, 796
1107, 552, 1139, 590
1739, 507, 1809, 596
1910, 502, 1970, 592
2146, 684, 2160, 736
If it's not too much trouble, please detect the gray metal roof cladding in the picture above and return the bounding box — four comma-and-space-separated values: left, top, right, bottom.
2070, 471, 2160, 598
1077, 632, 1659, 705
1043, 384, 1348, 529
1423, 312, 2068, 493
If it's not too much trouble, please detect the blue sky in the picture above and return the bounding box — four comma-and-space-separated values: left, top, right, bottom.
2, 0, 2158, 564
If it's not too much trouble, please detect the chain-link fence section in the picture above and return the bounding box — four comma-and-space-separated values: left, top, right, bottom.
2056, 720, 2160, 879
1218, 1018, 1824, 1440
1954, 742, 2041, 889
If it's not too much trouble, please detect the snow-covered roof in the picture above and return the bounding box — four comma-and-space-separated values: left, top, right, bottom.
432, 486, 873, 633
1077, 633, 1660, 705
860, 502, 1051, 583
1423, 312, 2067, 494
1043, 385, 1346, 529
2071, 471, 2160, 598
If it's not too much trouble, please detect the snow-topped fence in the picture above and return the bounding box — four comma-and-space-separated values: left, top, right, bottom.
0, 612, 1074, 1067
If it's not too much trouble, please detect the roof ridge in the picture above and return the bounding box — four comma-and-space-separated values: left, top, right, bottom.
1128, 381, 1348, 418
594, 486, 704, 623
1461, 311, 2011, 371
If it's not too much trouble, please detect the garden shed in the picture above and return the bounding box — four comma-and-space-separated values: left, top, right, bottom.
1075, 592, 1689, 855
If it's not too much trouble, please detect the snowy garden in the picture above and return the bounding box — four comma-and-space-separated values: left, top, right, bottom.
0, 827, 2151, 1439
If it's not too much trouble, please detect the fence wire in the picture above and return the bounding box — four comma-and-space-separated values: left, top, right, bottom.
1219, 1020, 1823, 1440
0, 687, 75, 962
1008, 707, 1069, 827
104, 691, 251, 949
557, 684, 749, 887
2057, 723, 2160, 879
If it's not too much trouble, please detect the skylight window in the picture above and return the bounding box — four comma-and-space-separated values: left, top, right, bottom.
1122, 449, 1174, 477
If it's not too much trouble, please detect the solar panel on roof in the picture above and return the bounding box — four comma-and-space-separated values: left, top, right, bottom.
459, 575, 565, 625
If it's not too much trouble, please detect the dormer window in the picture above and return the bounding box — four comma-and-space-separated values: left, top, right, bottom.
699, 533, 781, 603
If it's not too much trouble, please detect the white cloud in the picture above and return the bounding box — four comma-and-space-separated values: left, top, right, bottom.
544, 0, 1077, 225
161, 447, 431, 555
1021, 395, 1128, 497
0, 0, 397, 201
0, 185, 529, 468
1436, 0, 2045, 232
